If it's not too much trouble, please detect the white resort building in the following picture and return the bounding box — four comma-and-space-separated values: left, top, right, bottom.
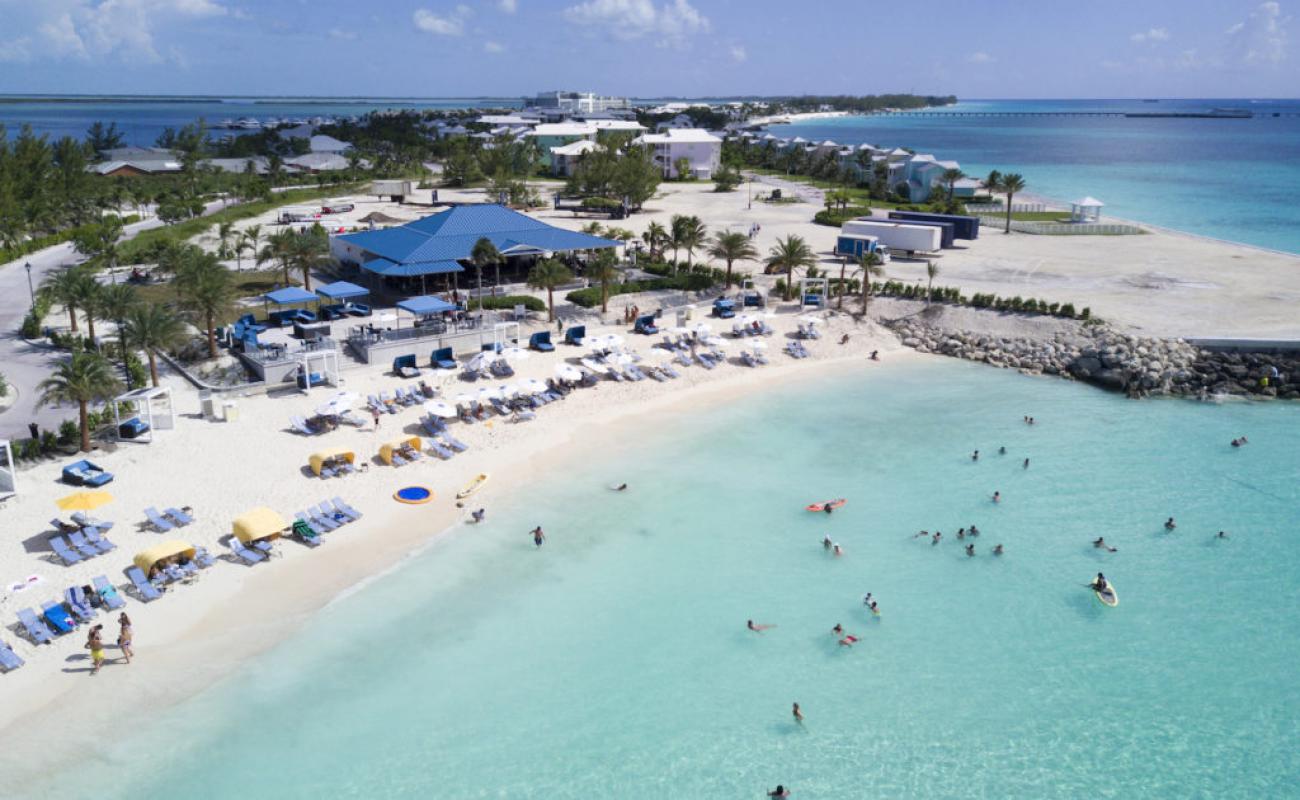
633, 128, 722, 180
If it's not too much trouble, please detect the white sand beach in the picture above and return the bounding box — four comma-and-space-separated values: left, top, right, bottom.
3, 174, 1298, 782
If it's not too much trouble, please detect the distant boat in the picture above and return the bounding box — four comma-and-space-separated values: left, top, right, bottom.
234, 117, 262, 129
1142, 99, 1159, 103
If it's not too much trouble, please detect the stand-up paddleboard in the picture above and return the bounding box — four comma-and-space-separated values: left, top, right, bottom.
1093, 581, 1119, 607
806, 498, 846, 512
456, 473, 489, 499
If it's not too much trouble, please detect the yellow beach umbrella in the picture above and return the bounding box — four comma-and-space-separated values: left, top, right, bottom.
56, 490, 115, 511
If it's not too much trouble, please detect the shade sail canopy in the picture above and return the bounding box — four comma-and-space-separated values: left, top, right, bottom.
264, 287, 318, 305
309, 447, 356, 476
134, 540, 196, 573
397, 296, 457, 315
316, 281, 370, 300
233, 507, 289, 542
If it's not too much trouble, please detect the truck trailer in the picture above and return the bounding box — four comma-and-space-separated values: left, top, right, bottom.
841, 220, 942, 255
887, 210, 980, 240
834, 234, 891, 263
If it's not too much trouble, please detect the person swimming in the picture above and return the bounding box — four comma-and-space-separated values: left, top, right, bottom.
838, 634, 859, 647
914, 530, 930, 538
965, 544, 975, 557
768, 786, 791, 798
969, 524, 980, 537
614, 483, 628, 491
823, 535, 833, 550
832, 544, 843, 557
972, 450, 979, 461
867, 600, 880, 615
1093, 537, 1117, 553
470, 508, 486, 524
993, 544, 1004, 555
992, 491, 1001, 503
1231, 438, 1241, 447
1217, 530, 1229, 539
957, 528, 966, 539
932, 531, 942, 545
832, 624, 844, 636
862, 592, 873, 606
823, 503, 834, 515
1023, 458, 1029, 469
999, 446, 1006, 455
792, 703, 804, 724
1164, 517, 1177, 530
748, 620, 776, 632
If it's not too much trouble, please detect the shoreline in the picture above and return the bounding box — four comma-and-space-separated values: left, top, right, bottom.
0, 310, 913, 790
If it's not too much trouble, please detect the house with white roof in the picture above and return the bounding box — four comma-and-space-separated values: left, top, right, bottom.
893, 154, 972, 201
549, 139, 601, 177
633, 128, 722, 179
528, 122, 598, 166
309, 135, 352, 154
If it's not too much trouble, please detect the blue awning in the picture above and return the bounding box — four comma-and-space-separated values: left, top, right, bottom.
397, 296, 457, 316
264, 287, 318, 305
315, 281, 370, 300
361, 257, 464, 277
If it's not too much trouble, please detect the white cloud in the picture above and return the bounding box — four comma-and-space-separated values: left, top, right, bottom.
328, 27, 358, 41
729, 44, 746, 62
0, 36, 33, 64
563, 0, 710, 44
40, 13, 88, 60
1228, 1, 1288, 64
967, 51, 995, 64
1130, 27, 1170, 43
484, 40, 505, 53
414, 6, 472, 36
497, 0, 517, 12
7, 1, 238, 65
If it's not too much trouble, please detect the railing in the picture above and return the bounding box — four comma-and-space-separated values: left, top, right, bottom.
973, 215, 1143, 235
966, 202, 1048, 213
242, 336, 339, 366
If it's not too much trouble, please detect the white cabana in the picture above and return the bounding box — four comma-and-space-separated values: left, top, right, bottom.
299, 347, 341, 394
1070, 196, 1104, 223
114, 386, 175, 443
0, 438, 15, 496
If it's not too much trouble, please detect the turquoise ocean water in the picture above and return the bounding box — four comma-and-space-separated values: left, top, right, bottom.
771, 98, 1300, 255
20, 360, 1300, 799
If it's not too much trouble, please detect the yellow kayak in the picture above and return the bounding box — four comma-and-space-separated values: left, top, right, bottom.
456, 473, 489, 499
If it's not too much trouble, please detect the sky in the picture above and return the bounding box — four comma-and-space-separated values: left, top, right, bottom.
0, 0, 1294, 98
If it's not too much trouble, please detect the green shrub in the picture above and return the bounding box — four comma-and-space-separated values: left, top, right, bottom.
57, 420, 79, 445
40, 431, 58, 453
580, 196, 621, 209
564, 273, 716, 308
126, 351, 149, 389
468, 295, 546, 312
813, 206, 875, 227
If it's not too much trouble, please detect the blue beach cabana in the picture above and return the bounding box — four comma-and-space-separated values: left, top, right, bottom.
263, 286, 319, 326
315, 281, 371, 319
396, 295, 458, 328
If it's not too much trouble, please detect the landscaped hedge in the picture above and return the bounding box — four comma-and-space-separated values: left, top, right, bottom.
868, 280, 1088, 319
813, 206, 877, 227
468, 295, 546, 312
581, 196, 622, 209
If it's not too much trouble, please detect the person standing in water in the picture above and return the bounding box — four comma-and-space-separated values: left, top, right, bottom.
1164, 517, 1177, 530
768, 785, 791, 798
1023, 459, 1030, 469
993, 544, 1004, 555
972, 450, 980, 461
992, 491, 1001, 503
530, 526, 545, 547
792, 703, 804, 725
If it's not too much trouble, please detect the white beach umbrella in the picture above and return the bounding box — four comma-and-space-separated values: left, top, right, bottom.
476, 386, 502, 402
554, 364, 582, 381
330, 391, 359, 408
453, 393, 474, 406
580, 358, 610, 374
500, 346, 531, 361
752, 340, 768, 350
522, 378, 549, 394
692, 322, 713, 335
799, 315, 822, 325
466, 352, 490, 372
603, 334, 625, 347
424, 400, 457, 418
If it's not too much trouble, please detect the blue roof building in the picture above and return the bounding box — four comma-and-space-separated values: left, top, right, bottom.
331, 204, 619, 281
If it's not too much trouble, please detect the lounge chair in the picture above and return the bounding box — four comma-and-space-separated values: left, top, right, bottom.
565, 325, 586, 346
67, 531, 100, 559
50, 517, 79, 534
431, 347, 458, 371
92, 576, 126, 610
529, 331, 555, 352
316, 502, 349, 527
422, 416, 442, 438
428, 441, 453, 460
71, 512, 112, 531
440, 432, 468, 452
193, 548, 217, 569
62, 459, 113, 487
16, 609, 55, 644
164, 564, 188, 583
394, 353, 421, 377
341, 410, 367, 427
634, 315, 660, 335
331, 497, 363, 522
49, 536, 83, 566
290, 416, 316, 435
513, 409, 536, 423
42, 601, 76, 634
490, 360, 514, 378
227, 539, 266, 565
303, 509, 338, 532
0, 640, 23, 672
165, 507, 195, 526
292, 519, 322, 547
64, 587, 97, 622
143, 507, 176, 532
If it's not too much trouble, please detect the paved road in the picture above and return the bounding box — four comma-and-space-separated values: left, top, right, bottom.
0, 199, 228, 441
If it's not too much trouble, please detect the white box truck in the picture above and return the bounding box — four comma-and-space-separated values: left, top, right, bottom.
371, 180, 415, 201
841, 220, 941, 255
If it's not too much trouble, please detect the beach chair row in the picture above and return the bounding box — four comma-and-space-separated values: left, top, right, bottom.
286, 498, 364, 547
368, 386, 429, 415
11, 573, 139, 653
785, 341, 811, 359
142, 506, 194, 533
48, 522, 117, 567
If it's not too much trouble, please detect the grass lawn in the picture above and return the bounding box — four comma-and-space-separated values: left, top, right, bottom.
132, 269, 287, 327
118, 184, 364, 264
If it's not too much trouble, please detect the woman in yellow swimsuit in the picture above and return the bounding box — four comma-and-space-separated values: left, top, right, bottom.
86, 625, 106, 675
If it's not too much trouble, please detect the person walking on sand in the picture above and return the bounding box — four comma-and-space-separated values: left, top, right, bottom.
86, 625, 106, 675
371, 407, 381, 429
792, 702, 804, 725
531, 526, 545, 547
117, 613, 133, 664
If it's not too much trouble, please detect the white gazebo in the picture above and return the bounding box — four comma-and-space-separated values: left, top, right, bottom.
1070, 196, 1104, 223
0, 438, 15, 496
799, 277, 830, 308
114, 386, 175, 443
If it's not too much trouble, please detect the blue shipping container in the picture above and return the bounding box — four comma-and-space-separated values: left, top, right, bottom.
888, 211, 980, 240
835, 235, 879, 259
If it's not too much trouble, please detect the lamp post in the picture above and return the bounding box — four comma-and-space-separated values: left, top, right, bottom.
24, 261, 34, 308
748, 176, 753, 210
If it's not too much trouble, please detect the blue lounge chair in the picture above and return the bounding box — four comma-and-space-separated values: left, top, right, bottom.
126, 567, 163, 601
290, 416, 317, 436
565, 325, 586, 346
42, 601, 75, 634
529, 331, 555, 352
143, 507, 175, 532
346, 301, 371, 317
71, 512, 113, 531
393, 354, 421, 378
440, 432, 468, 452
17, 609, 54, 644
62, 459, 113, 487
0, 640, 23, 672
64, 587, 97, 622
193, 548, 216, 569
67, 531, 100, 559
303, 509, 338, 531
634, 315, 659, 335
331, 497, 362, 522
118, 417, 151, 439
292, 519, 322, 547
227, 539, 266, 565
49, 536, 83, 566
428, 441, 454, 460
236, 313, 267, 335
712, 298, 736, 318
92, 576, 126, 610
316, 502, 349, 527
164, 564, 187, 583
165, 507, 195, 526
431, 347, 458, 370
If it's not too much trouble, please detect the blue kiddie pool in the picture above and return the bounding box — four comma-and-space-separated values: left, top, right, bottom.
394, 486, 433, 504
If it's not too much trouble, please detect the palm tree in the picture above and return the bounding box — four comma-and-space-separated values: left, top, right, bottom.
233, 236, 251, 273
765, 235, 818, 301
706, 231, 758, 289
289, 231, 331, 291
679, 216, 707, 266
177, 256, 236, 359
527, 258, 574, 322
669, 214, 690, 268
941, 168, 965, 201
38, 352, 122, 452
925, 261, 940, 305
984, 170, 1002, 197
259, 230, 296, 285
97, 283, 138, 383
242, 225, 263, 271
66, 269, 103, 344
122, 303, 187, 387
216, 221, 235, 261
581, 221, 604, 236
642, 221, 667, 260
857, 252, 886, 310
999, 173, 1026, 234
42, 267, 84, 333
469, 237, 502, 316
588, 248, 620, 313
